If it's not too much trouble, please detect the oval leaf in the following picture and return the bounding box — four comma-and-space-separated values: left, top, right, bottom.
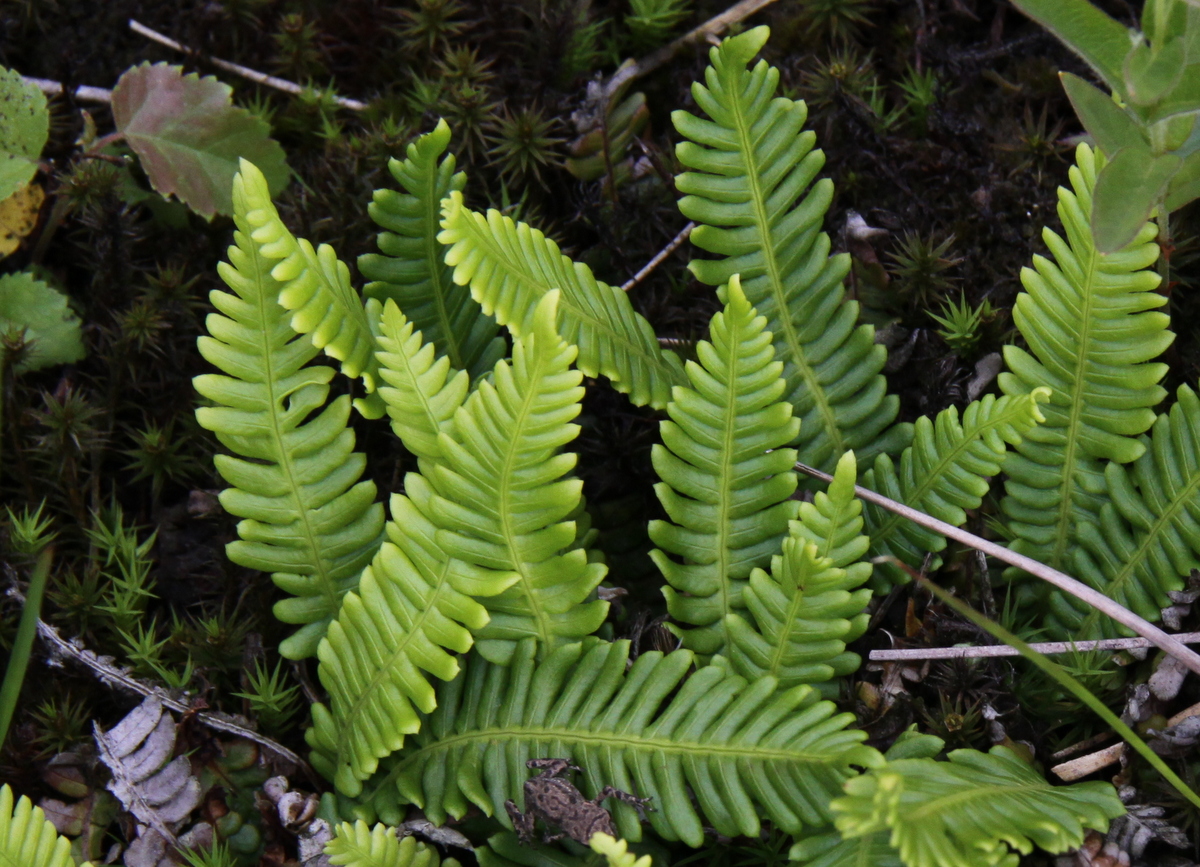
0, 270, 85, 373
0, 66, 48, 202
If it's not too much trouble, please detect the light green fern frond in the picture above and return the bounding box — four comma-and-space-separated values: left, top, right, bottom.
0, 785, 90, 867
195, 173, 385, 660
832, 747, 1123, 867
355, 638, 881, 846
863, 390, 1048, 588
438, 192, 686, 408
672, 26, 908, 469
235, 159, 385, 418
792, 451, 872, 570
723, 451, 871, 692
374, 299, 469, 463
999, 144, 1172, 620
326, 821, 444, 867
589, 835, 651, 867
650, 277, 801, 656
1064, 383, 1200, 634
359, 119, 504, 379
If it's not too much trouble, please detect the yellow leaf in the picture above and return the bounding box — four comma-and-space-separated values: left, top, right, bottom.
0, 182, 45, 258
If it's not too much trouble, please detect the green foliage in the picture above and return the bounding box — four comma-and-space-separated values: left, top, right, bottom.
488, 105, 564, 185
565, 88, 650, 190
354, 638, 879, 846
626, 0, 691, 51
233, 159, 385, 418
233, 659, 302, 729
864, 390, 1049, 587
179, 841, 237, 867
589, 834, 651, 867
0, 271, 84, 373
886, 232, 961, 307
650, 277, 800, 655
326, 822, 444, 867
0, 66, 47, 201
796, 0, 877, 44
194, 169, 385, 659
358, 120, 503, 379
929, 293, 992, 355
722, 451, 871, 692
0, 784, 91, 867
438, 192, 687, 408
110, 63, 289, 220
672, 26, 908, 469
999, 144, 1172, 630
832, 747, 1124, 867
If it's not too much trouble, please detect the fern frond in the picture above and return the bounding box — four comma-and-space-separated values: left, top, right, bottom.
425, 290, 608, 663
326, 821, 442, 867
999, 144, 1172, 621
589, 834, 652, 867
0, 785, 90, 867
672, 26, 908, 469
863, 391, 1049, 588
438, 192, 686, 409
374, 299, 469, 463
356, 638, 881, 846
724, 451, 871, 691
477, 832, 605, 867
359, 120, 504, 379
649, 277, 800, 656
789, 831, 902, 867
1063, 383, 1200, 634
195, 174, 385, 659
235, 159, 385, 418
832, 747, 1123, 867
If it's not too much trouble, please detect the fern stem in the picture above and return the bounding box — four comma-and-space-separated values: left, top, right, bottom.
0, 546, 53, 750
794, 461, 1200, 677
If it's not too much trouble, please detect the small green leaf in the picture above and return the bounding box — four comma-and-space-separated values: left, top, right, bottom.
1092, 146, 1179, 252
1123, 36, 1186, 107
112, 63, 289, 219
1165, 147, 1200, 209
1009, 0, 1134, 96
0, 66, 48, 202
1060, 72, 1145, 156
0, 271, 85, 373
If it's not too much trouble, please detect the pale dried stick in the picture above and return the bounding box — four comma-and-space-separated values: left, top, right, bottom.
794, 460, 1200, 677
24, 78, 112, 103
870, 633, 1200, 662
622, 222, 694, 292
128, 19, 367, 111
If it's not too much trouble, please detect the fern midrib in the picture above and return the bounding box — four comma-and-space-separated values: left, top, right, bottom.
713, 328, 741, 650
903, 779, 1046, 823
420, 169, 464, 370
1047, 242, 1101, 571
333, 554, 458, 775
249, 244, 339, 618
725, 79, 842, 457
764, 566, 803, 679
387, 329, 446, 450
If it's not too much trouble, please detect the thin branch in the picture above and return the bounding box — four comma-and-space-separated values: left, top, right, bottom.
37, 620, 311, 772
23, 77, 112, 103
869, 632, 1200, 662
622, 222, 694, 292
128, 19, 367, 111
794, 461, 1200, 678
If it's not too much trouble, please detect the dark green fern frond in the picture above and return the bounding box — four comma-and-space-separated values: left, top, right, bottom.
236, 159, 385, 418
650, 277, 801, 656
999, 144, 1171, 618
355, 638, 881, 846
427, 291, 608, 663
789, 832, 901, 867
864, 390, 1049, 588
374, 299, 469, 463
1064, 384, 1200, 634
832, 747, 1123, 867
0, 786, 89, 867
359, 120, 504, 379
438, 192, 687, 409
195, 173, 385, 660
672, 26, 909, 470
723, 451, 871, 692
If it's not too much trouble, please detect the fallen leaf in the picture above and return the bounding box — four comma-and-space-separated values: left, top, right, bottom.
0, 181, 43, 257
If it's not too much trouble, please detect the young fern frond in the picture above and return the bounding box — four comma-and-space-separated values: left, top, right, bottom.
832, 747, 1124, 867
326, 821, 444, 867
235, 159, 385, 418
374, 299, 469, 463
355, 638, 880, 846
1064, 383, 1200, 634
672, 26, 909, 469
195, 174, 385, 660
0, 785, 90, 867
438, 192, 687, 409
999, 144, 1171, 623
425, 291, 608, 663
359, 119, 504, 379
650, 277, 801, 656
723, 451, 871, 693
863, 390, 1049, 588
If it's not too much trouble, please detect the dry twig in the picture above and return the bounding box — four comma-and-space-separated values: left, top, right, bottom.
622, 222, 694, 292
869, 633, 1200, 662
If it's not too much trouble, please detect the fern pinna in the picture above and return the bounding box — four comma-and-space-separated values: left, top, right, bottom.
195, 169, 384, 660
